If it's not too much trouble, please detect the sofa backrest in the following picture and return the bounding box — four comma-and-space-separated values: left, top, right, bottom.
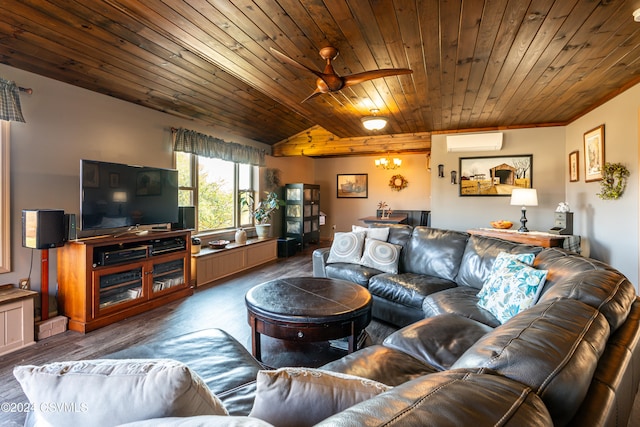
452, 298, 610, 426
400, 227, 469, 281
534, 248, 636, 333
455, 235, 543, 289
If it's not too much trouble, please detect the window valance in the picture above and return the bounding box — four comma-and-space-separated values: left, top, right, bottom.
0, 78, 26, 123
172, 127, 266, 166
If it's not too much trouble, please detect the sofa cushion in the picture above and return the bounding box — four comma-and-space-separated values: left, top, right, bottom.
383, 314, 494, 370
452, 298, 611, 426
104, 328, 264, 416
477, 255, 548, 324
248, 367, 390, 427
314, 371, 553, 427
118, 415, 274, 426
326, 231, 365, 264
369, 272, 457, 310
359, 238, 402, 274
14, 359, 228, 427
400, 227, 469, 280
325, 263, 381, 287
352, 225, 389, 241
422, 286, 501, 327
456, 235, 542, 289
321, 345, 438, 386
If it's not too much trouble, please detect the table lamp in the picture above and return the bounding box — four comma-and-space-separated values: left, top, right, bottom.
510, 188, 538, 232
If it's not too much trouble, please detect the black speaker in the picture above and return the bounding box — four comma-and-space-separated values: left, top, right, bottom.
173, 206, 196, 230
64, 213, 77, 241
22, 209, 65, 249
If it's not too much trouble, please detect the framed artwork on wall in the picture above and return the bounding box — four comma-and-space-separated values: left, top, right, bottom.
569, 150, 579, 182
584, 124, 605, 182
337, 174, 368, 198
459, 154, 533, 197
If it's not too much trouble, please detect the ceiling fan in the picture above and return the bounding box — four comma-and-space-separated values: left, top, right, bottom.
270, 46, 413, 102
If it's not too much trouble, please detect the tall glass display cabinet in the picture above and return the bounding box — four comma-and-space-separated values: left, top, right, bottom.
284, 183, 320, 247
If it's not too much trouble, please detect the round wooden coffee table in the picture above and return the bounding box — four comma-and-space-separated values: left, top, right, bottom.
245, 277, 372, 362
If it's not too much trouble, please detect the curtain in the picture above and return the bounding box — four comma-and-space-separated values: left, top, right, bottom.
0, 78, 26, 123
173, 127, 266, 166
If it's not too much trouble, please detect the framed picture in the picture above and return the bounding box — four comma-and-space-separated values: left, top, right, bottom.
337, 174, 368, 198
136, 170, 162, 196
584, 124, 605, 182
459, 154, 533, 196
82, 162, 100, 188
569, 150, 579, 182
109, 173, 120, 188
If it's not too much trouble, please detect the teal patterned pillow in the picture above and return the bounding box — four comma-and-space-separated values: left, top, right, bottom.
477, 256, 548, 324
476, 252, 535, 302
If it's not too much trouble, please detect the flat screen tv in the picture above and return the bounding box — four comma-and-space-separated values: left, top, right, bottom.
80, 159, 178, 231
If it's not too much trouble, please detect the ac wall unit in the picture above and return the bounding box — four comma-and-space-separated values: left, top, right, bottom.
446, 133, 503, 152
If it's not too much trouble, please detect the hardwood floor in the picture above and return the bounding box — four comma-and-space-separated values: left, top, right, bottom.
1, 242, 638, 426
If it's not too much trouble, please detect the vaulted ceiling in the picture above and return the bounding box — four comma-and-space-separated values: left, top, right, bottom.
1, 1, 639, 157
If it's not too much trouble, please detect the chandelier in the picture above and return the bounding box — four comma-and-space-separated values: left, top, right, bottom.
375, 155, 401, 170
361, 109, 388, 131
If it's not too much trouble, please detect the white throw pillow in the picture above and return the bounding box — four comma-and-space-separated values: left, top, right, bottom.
359, 238, 402, 273
117, 415, 274, 426
351, 225, 390, 241
13, 359, 228, 427
326, 232, 366, 264
249, 367, 391, 427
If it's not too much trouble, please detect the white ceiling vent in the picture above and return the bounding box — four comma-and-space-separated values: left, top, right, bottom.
446, 133, 503, 152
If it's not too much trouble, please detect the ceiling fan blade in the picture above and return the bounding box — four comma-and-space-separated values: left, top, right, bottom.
301, 88, 324, 103
342, 69, 413, 88
270, 47, 323, 78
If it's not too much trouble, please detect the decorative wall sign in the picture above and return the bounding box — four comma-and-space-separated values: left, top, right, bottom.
337, 174, 368, 198
459, 155, 533, 196
584, 125, 605, 182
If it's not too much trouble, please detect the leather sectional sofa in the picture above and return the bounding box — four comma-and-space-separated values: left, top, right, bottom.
14, 226, 640, 426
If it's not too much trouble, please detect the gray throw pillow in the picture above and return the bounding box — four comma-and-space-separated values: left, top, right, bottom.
249, 367, 391, 427
359, 238, 402, 273
326, 232, 366, 264
13, 359, 228, 427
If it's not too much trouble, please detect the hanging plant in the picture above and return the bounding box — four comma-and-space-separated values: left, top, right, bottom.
597, 162, 630, 200
389, 174, 408, 191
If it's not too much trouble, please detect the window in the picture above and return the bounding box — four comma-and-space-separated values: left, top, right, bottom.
0, 121, 10, 272
175, 151, 257, 233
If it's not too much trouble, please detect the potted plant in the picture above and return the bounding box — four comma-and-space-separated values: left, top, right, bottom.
241, 191, 284, 238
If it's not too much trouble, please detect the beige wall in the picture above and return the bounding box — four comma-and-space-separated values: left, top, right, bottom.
564, 83, 640, 286
312, 154, 431, 238
430, 127, 566, 233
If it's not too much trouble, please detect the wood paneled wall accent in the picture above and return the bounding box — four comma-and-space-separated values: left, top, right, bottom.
272, 126, 431, 157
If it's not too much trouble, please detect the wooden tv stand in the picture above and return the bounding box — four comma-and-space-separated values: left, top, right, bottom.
57, 230, 193, 333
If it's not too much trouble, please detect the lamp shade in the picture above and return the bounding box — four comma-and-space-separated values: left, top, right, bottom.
510, 188, 538, 207
361, 116, 388, 131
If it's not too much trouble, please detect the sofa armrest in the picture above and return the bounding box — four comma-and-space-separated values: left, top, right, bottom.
313, 247, 331, 278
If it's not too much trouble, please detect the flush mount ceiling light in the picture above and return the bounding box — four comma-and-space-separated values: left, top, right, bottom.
634, 8, 640, 22
361, 109, 388, 131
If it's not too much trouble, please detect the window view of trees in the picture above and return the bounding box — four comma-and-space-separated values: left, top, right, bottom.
175, 151, 256, 233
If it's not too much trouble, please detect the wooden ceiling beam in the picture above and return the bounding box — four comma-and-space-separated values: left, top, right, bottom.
272, 126, 430, 157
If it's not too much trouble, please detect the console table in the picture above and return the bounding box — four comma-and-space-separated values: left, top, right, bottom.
359, 214, 408, 225
468, 228, 567, 248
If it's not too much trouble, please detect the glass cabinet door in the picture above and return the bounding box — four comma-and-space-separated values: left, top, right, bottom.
96, 265, 144, 311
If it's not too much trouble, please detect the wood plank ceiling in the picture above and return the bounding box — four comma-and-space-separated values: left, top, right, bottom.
1, 0, 639, 157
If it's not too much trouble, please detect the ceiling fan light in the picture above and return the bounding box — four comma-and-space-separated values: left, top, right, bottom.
361, 116, 388, 131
